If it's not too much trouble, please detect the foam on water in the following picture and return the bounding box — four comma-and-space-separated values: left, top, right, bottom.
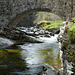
39, 34, 58, 43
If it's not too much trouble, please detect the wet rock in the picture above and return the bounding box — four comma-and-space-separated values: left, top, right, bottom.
45, 34, 51, 37
26, 32, 35, 36
35, 32, 39, 35
16, 27, 56, 38
54, 29, 60, 34
46, 28, 60, 34
44, 31, 49, 34
50, 32, 54, 36
39, 30, 45, 34
0, 27, 43, 43
33, 28, 38, 32
25, 35, 43, 43
0, 26, 59, 44
0, 43, 8, 49
39, 64, 63, 75
0, 37, 14, 49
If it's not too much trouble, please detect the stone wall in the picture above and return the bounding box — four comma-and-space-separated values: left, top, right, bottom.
0, 0, 75, 27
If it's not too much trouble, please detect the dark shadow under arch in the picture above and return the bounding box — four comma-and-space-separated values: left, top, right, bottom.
9, 8, 62, 28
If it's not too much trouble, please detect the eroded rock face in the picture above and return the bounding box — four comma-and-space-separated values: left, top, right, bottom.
58, 21, 75, 75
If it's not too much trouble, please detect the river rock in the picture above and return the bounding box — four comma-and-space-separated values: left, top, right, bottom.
0, 27, 43, 43
45, 34, 51, 37
54, 29, 60, 34
46, 28, 60, 34
0, 26, 59, 44
0, 37, 14, 49
39, 64, 63, 75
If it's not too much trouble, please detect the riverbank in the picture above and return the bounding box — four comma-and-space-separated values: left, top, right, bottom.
65, 21, 75, 74
58, 19, 75, 74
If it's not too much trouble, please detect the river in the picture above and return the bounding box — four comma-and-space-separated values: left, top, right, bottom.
0, 29, 61, 75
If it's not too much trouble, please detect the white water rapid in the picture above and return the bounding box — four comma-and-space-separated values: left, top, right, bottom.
18, 34, 61, 75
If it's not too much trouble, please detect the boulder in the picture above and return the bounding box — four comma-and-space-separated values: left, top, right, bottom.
0, 27, 43, 43
0, 37, 14, 49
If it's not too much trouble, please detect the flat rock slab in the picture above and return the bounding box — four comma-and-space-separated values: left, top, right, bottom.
0, 37, 14, 49
42, 68, 56, 75
0, 27, 43, 43
40, 64, 63, 75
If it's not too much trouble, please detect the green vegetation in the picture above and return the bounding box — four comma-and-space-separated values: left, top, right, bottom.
67, 22, 75, 41
65, 50, 75, 62
38, 20, 63, 29
65, 18, 75, 63
36, 12, 62, 21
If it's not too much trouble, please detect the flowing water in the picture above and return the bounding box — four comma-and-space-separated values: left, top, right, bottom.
0, 33, 61, 75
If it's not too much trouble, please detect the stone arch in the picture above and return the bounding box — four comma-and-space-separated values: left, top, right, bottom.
9, 8, 62, 28
0, 0, 74, 27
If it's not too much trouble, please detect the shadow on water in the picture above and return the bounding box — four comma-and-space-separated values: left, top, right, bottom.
0, 48, 29, 75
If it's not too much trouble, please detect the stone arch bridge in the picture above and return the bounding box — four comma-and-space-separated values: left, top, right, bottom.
0, 0, 75, 27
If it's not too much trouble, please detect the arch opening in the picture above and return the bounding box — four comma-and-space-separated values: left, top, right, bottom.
9, 8, 62, 28
18, 12, 62, 27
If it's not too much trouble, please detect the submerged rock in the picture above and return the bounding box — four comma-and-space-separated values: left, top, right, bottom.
38, 64, 63, 75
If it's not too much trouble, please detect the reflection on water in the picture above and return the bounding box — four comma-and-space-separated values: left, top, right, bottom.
0, 35, 61, 75
38, 49, 61, 69
0, 49, 28, 75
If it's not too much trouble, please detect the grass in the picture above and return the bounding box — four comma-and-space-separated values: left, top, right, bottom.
38, 20, 63, 29
38, 19, 75, 41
